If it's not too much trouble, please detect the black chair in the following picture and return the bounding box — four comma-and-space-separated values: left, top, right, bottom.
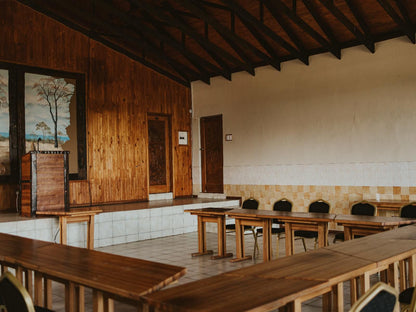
400, 202, 416, 219
226, 197, 259, 257
399, 286, 416, 312
350, 282, 398, 312
0, 272, 54, 312
333, 200, 377, 243
294, 199, 330, 251
256, 198, 292, 258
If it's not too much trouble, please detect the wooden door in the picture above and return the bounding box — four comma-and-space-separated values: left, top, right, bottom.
148, 115, 171, 194
200, 115, 223, 193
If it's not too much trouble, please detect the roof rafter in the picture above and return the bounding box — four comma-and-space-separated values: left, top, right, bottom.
271, 0, 341, 59
131, 0, 235, 80
178, 0, 285, 75
318, 0, 375, 53
301, 0, 341, 59
376, 0, 415, 43
218, 0, 308, 65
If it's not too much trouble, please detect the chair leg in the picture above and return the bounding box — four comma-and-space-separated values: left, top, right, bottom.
301, 238, 307, 252
314, 237, 318, 249
276, 234, 279, 259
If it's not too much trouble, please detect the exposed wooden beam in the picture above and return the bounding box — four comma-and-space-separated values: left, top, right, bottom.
178, 0, 286, 75
376, 0, 415, 43
302, 0, 341, 59
344, 0, 376, 51
218, 0, 308, 65
176, 0, 258, 76
318, 0, 375, 53
132, 0, 235, 80
270, 0, 341, 59
260, 0, 309, 64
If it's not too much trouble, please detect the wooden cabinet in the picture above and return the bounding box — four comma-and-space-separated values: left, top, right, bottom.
20, 151, 69, 217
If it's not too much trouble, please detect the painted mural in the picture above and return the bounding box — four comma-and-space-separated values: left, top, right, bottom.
25, 73, 75, 152
0, 69, 9, 175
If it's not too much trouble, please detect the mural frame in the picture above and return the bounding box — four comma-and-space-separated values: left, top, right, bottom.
0, 61, 86, 183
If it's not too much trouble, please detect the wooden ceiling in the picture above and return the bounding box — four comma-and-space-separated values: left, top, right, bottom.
17, 0, 416, 86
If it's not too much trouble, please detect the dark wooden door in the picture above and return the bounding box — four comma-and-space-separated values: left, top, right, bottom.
200, 115, 223, 193
148, 115, 171, 194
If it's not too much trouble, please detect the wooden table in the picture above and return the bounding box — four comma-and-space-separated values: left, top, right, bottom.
36, 208, 102, 249
367, 200, 409, 216
143, 225, 416, 312
334, 214, 416, 240
227, 209, 335, 260
226, 209, 273, 262
184, 208, 233, 259
0, 233, 185, 312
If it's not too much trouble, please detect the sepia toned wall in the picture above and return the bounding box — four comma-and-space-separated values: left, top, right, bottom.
192, 37, 416, 216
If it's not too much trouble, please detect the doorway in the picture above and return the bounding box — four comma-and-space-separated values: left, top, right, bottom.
148, 114, 172, 194
200, 115, 223, 193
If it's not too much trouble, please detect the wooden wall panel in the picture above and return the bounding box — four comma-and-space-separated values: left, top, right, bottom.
0, 0, 192, 209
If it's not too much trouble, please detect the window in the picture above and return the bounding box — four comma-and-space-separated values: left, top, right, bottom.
0, 62, 86, 182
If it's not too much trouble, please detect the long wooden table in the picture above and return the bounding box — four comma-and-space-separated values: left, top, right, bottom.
143, 225, 416, 312
0, 233, 186, 312
367, 200, 409, 216
335, 214, 416, 240
227, 209, 335, 260
184, 208, 233, 259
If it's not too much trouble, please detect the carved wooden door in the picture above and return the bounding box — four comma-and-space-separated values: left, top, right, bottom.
200, 115, 223, 193
148, 115, 171, 194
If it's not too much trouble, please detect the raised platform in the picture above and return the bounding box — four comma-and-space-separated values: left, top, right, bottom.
0, 197, 239, 248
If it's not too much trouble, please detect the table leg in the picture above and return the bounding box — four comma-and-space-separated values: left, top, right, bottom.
317, 223, 328, 248
343, 227, 352, 241
45, 279, 53, 309
93, 290, 104, 312
87, 215, 95, 250
285, 223, 294, 256
34, 272, 43, 307
332, 283, 344, 312
262, 219, 272, 261
388, 262, 400, 292
66, 282, 76, 312
231, 218, 251, 262
409, 255, 416, 287
211, 216, 232, 260
191, 216, 213, 257
60, 216, 68, 245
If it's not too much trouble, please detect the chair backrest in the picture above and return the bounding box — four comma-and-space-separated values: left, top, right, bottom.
242, 198, 259, 210
308, 199, 330, 213
0, 272, 35, 312
351, 201, 377, 216
400, 202, 416, 219
273, 198, 292, 212
350, 282, 398, 312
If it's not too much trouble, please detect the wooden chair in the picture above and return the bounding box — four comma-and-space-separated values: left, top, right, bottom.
294, 199, 330, 251
256, 198, 292, 258
226, 197, 259, 257
350, 282, 398, 312
333, 200, 377, 243
0, 272, 53, 312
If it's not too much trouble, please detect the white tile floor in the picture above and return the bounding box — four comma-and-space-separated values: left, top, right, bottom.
46, 231, 373, 312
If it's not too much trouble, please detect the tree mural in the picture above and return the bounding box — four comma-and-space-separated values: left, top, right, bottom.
32, 77, 74, 147
35, 121, 51, 140
0, 73, 7, 113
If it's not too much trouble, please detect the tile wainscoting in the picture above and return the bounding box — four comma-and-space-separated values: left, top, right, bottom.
0, 199, 239, 248
224, 184, 416, 220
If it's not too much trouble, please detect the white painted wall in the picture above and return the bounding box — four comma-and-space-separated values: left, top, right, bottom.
191, 37, 416, 188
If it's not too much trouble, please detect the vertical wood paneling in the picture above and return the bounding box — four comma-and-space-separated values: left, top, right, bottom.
0, 0, 192, 209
